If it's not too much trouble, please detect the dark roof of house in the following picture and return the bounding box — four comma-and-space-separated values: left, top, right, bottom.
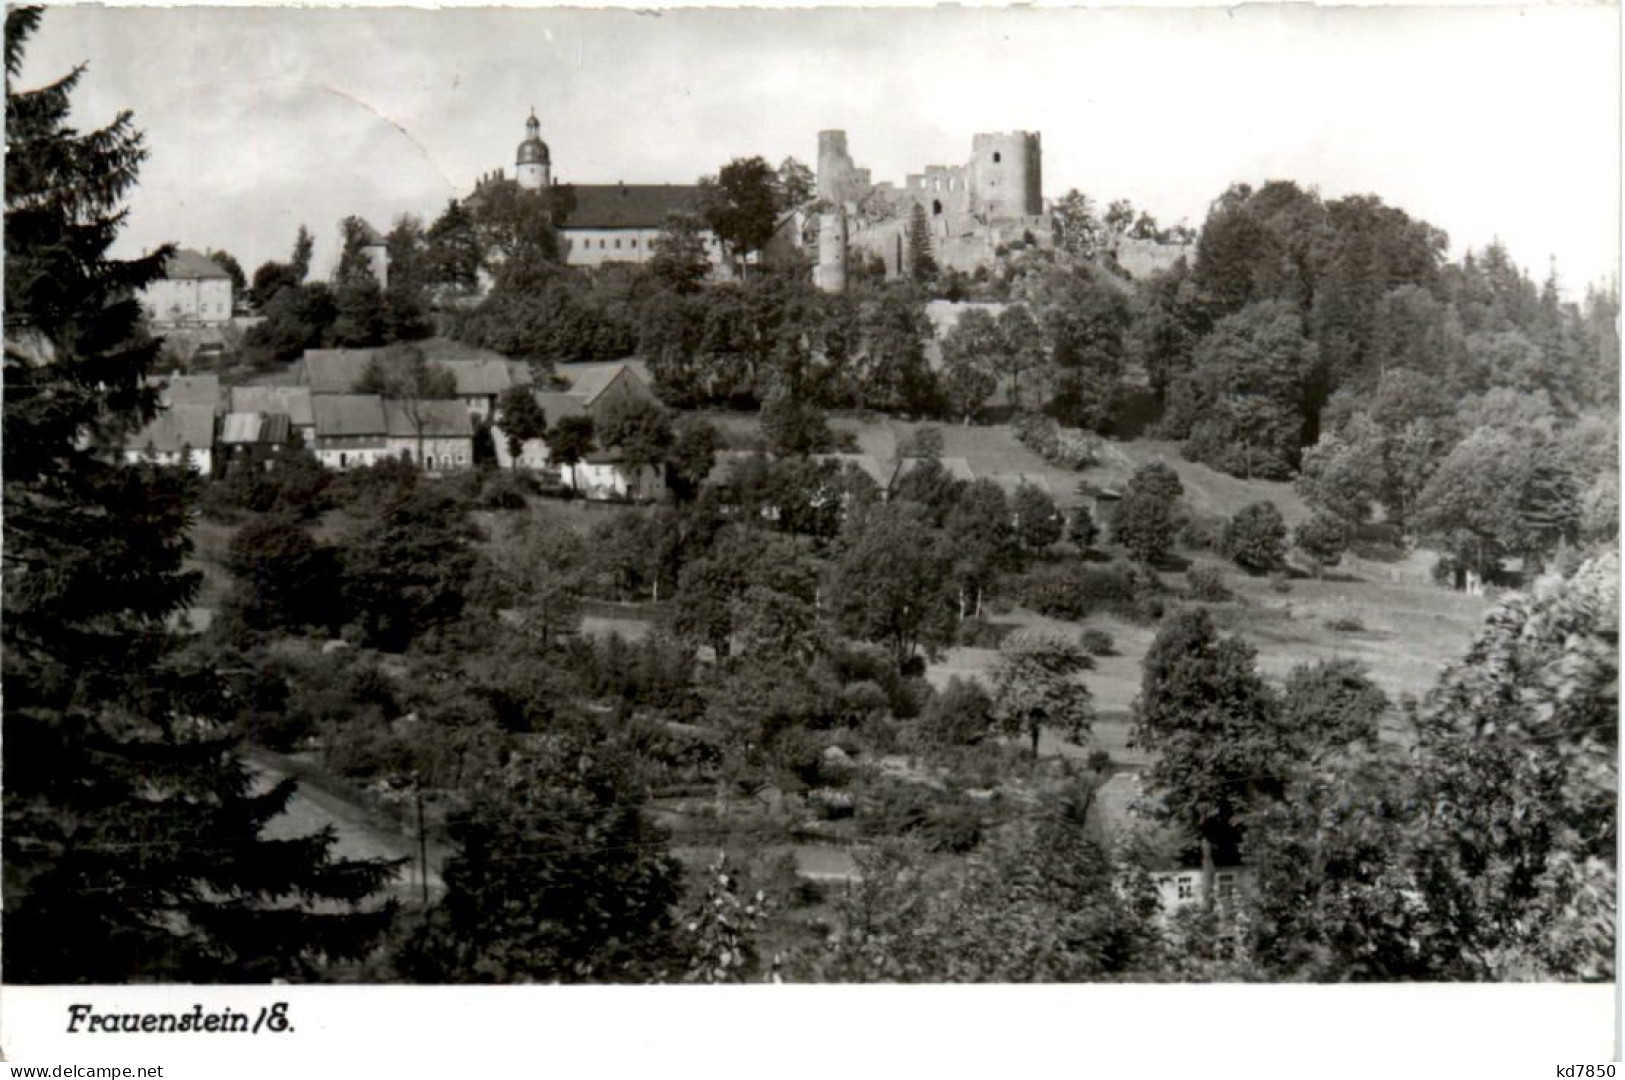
163, 249, 232, 281
559, 360, 652, 405
556, 185, 705, 231
157, 373, 223, 409
531, 391, 589, 425
440, 359, 520, 398
126, 403, 216, 455
311, 394, 387, 437
383, 400, 474, 439
229, 385, 314, 426
301, 350, 381, 394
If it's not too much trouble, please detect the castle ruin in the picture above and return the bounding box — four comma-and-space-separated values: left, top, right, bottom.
812, 128, 1051, 291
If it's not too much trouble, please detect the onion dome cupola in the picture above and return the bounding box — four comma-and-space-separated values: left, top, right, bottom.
517, 110, 550, 165
515, 109, 551, 192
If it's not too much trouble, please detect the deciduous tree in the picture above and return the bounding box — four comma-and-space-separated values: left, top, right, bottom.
990, 629, 1096, 757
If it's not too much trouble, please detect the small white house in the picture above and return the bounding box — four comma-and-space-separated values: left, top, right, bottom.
122, 402, 216, 475
561, 450, 664, 502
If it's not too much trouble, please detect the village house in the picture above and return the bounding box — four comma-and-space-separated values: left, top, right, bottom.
559, 449, 663, 501
383, 399, 475, 471
300, 347, 530, 421
436, 358, 533, 419
139, 249, 234, 327
1093, 771, 1253, 921
123, 403, 217, 475
217, 411, 295, 471
309, 395, 388, 470
228, 385, 315, 446
495, 360, 662, 491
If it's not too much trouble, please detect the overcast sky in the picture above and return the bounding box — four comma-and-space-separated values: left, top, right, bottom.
15, 4, 1619, 293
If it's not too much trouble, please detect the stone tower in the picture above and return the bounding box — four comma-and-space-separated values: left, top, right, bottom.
970, 131, 1042, 220
814, 130, 863, 293
515, 109, 551, 192
814, 207, 848, 294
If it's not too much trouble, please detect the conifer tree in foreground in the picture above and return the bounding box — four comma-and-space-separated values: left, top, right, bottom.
3, 7, 398, 982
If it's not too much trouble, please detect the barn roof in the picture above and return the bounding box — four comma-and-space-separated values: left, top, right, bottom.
229, 385, 313, 427
383, 399, 474, 439
557, 184, 705, 231
311, 394, 386, 437
301, 350, 380, 394
439, 358, 519, 397
126, 403, 216, 455
531, 391, 589, 425
158, 373, 222, 409
558, 359, 653, 405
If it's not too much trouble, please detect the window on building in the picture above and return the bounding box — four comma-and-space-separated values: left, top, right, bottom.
1176, 876, 1194, 901
630, 238, 637, 248
993, 151, 1002, 163
614, 239, 621, 249
1216, 874, 1235, 900
932, 199, 942, 216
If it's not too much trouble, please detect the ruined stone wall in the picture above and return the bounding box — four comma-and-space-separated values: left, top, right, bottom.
1113, 235, 1195, 280
904, 165, 973, 220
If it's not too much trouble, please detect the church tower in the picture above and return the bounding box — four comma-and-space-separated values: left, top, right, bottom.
515, 109, 550, 192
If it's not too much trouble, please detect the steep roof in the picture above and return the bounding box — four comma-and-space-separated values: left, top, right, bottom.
158, 373, 222, 410
812, 453, 893, 489
163, 249, 232, 281
301, 349, 380, 394
229, 385, 313, 427
439, 359, 518, 398
383, 399, 474, 439
557, 184, 705, 230
126, 404, 216, 456
311, 394, 387, 437
559, 360, 654, 406
531, 391, 589, 425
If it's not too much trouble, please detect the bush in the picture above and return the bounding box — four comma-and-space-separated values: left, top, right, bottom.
1185, 566, 1231, 602
326, 458, 421, 515
1011, 413, 1101, 471
920, 676, 993, 747
1324, 614, 1366, 632
1223, 501, 1288, 573
1178, 513, 1227, 553
1294, 513, 1350, 573
860, 783, 984, 853
1017, 560, 1141, 621
1085, 748, 1113, 774
1077, 628, 1115, 656
477, 469, 537, 510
